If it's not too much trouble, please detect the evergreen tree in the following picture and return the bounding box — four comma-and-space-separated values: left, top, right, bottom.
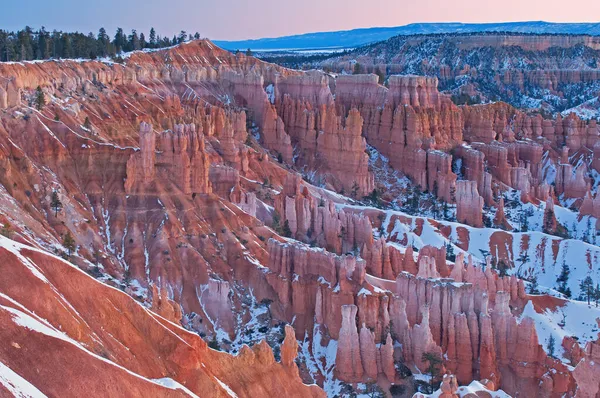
282, 220, 292, 238
194, 32, 201, 40
497, 260, 509, 277
62, 231, 76, 257
149, 28, 156, 48
579, 276, 595, 305
410, 185, 422, 212
61, 34, 72, 58
177, 30, 187, 44
556, 262, 572, 298
97, 27, 110, 57
129, 29, 140, 51
547, 334, 556, 358
445, 242, 456, 262
595, 284, 600, 307
113, 28, 125, 53
272, 211, 281, 234
421, 352, 442, 394
353, 62, 361, 74
442, 201, 449, 220
527, 276, 540, 295
516, 252, 530, 278
50, 190, 62, 217
245, 48, 253, 56
35, 86, 45, 110
37, 26, 49, 59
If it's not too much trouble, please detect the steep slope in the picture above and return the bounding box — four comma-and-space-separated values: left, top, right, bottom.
0, 235, 324, 397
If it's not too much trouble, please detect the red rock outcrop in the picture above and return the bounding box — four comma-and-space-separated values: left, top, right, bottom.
455, 181, 484, 227
0, 236, 325, 398
126, 121, 213, 195
0, 38, 596, 398
336, 305, 364, 380
274, 173, 373, 254
573, 321, 600, 397
593, 141, 600, 173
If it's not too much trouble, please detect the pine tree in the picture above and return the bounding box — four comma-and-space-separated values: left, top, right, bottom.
556, 262, 572, 298
579, 276, 595, 305
245, 48, 253, 56
282, 220, 292, 238
547, 334, 556, 358
516, 252, 530, 278
353, 62, 361, 75
497, 260, 509, 277
527, 276, 540, 295
50, 190, 62, 217
129, 29, 140, 51
445, 241, 456, 262
272, 211, 281, 234
113, 28, 125, 53
97, 27, 109, 57
35, 86, 45, 110
421, 352, 442, 394
595, 284, 600, 307
83, 116, 91, 130
177, 31, 187, 44
442, 201, 449, 220
62, 231, 75, 256
149, 28, 156, 48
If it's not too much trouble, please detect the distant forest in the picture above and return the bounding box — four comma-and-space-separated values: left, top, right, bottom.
0, 27, 202, 62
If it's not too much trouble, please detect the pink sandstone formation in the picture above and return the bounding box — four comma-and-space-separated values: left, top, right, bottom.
0, 38, 598, 398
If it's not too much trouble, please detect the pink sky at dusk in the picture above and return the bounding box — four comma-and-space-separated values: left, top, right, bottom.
1, 0, 599, 40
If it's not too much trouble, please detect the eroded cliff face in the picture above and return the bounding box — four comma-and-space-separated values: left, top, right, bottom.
315, 33, 600, 117
0, 39, 598, 398
0, 236, 325, 398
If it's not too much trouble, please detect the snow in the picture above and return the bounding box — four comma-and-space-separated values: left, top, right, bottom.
0, 235, 214, 396
419, 379, 511, 397
0, 237, 49, 284
339, 202, 600, 299
213, 377, 238, 398
0, 361, 47, 398
265, 84, 275, 104
357, 287, 372, 296
521, 300, 600, 361
152, 378, 201, 398
297, 325, 342, 397
562, 97, 600, 120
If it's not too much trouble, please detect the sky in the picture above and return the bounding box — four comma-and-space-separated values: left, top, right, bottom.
1, 0, 600, 41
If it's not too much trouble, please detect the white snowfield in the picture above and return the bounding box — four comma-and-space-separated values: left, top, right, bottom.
0, 361, 47, 398
340, 203, 600, 300
414, 380, 512, 397
0, 235, 219, 398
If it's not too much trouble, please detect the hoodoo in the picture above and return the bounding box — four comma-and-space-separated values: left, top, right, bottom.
0, 17, 599, 398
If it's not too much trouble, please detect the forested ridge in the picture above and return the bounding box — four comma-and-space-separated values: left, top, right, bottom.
0, 26, 202, 62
